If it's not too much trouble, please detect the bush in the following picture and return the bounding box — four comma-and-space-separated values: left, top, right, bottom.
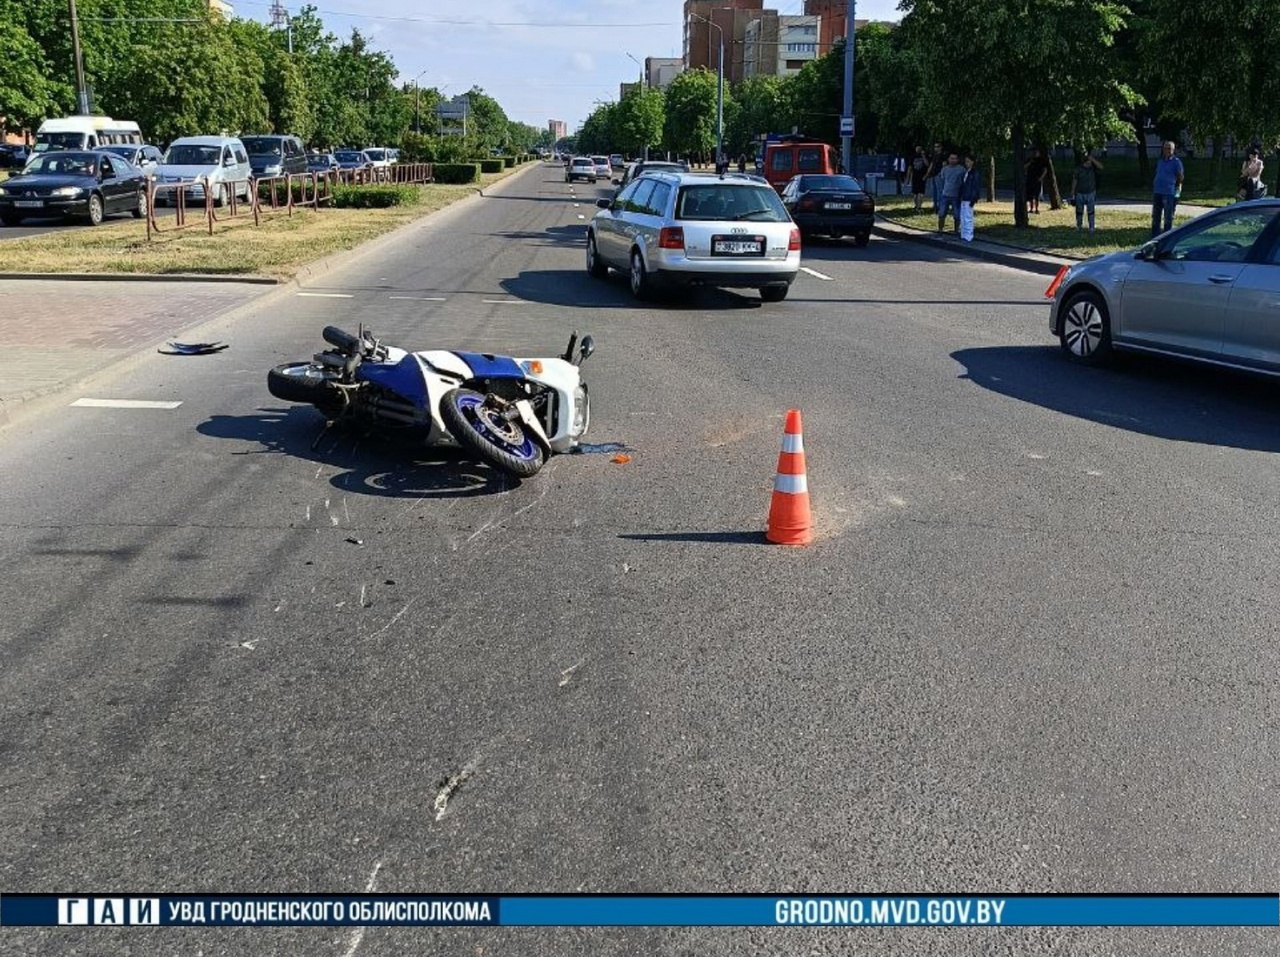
478, 158, 504, 174
331, 185, 422, 209
502, 155, 515, 168
432, 162, 481, 184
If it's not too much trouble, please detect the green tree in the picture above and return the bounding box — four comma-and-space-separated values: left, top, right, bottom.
903, 0, 1135, 227
577, 102, 616, 155
613, 86, 664, 157
0, 8, 55, 133
1142, 0, 1280, 191
727, 74, 788, 158
663, 68, 721, 161
784, 40, 844, 146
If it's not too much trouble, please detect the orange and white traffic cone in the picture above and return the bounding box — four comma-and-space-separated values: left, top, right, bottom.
766, 409, 813, 546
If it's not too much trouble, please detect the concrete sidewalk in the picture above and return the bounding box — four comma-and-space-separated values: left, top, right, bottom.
0, 278, 276, 410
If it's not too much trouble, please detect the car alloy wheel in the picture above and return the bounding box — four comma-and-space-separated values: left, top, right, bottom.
87, 194, 104, 226
1059, 290, 1112, 364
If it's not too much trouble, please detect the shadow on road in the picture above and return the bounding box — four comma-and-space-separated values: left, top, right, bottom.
198, 406, 517, 498
618, 531, 766, 545
492, 225, 586, 248
952, 345, 1280, 453
500, 269, 767, 311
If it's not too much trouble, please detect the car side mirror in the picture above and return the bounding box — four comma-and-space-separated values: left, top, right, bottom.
1137, 241, 1159, 261
577, 335, 595, 364
596, 198, 611, 209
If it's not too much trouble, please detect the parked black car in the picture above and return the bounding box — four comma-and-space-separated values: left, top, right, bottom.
0, 150, 147, 226
240, 134, 308, 178
307, 152, 340, 174
780, 173, 875, 246
0, 144, 31, 169
334, 149, 374, 171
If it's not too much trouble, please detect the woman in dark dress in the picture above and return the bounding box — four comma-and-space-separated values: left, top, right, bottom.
910, 146, 929, 211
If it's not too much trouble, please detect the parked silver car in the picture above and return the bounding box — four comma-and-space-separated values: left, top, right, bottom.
587, 171, 801, 301
1049, 200, 1280, 372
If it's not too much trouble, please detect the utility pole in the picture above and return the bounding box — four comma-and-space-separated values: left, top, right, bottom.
68, 0, 90, 114
841, 0, 856, 176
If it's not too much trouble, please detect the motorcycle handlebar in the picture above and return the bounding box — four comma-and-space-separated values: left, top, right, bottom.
323, 326, 360, 352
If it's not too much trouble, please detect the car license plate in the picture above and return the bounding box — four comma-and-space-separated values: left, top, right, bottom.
712, 236, 764, 256
14, 200, 43, 208
825, 202, 852, 210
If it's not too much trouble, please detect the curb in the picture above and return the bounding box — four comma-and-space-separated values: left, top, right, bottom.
873, 216, 1073, 277
0, 272, 280, 284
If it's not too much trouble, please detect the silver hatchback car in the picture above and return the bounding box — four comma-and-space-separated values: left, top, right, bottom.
1050, 200, 1280, 372
587, 171, 801, 301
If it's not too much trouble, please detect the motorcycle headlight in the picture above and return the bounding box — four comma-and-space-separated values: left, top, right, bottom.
50, 186, 83, 197
571, 385, 589, 435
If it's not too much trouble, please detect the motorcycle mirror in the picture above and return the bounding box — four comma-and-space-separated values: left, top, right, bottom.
577, 335, 595, 364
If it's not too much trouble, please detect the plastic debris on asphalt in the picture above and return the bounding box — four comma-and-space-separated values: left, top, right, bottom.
158, 341, 229, 355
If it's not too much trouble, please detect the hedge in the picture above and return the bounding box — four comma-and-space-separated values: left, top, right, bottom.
502, 155, 515, 168
432, 162, 481, 184
332, 184, 422, 209
477, 158, 504, 174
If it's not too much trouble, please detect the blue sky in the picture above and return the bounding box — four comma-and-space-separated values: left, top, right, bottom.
233, 0, 903, 131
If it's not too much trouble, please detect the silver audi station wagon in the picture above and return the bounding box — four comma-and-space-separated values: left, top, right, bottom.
587, 171, 802, 302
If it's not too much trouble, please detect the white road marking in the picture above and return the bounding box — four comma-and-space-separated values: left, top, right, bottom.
481, 299, 525, 304
296, 292, 353, 298
577, 214, 585, 219
801, 266, 835, 281
341, 860, 384, 957
388, 295, 446, 301
71, 398, 182, 409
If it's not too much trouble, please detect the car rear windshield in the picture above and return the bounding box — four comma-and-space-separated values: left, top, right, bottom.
802, 175, 863, 191
675, 185, 789, 222
335, 151, 364, 162
165, 144, 222, 165
572, 159, 592, 167
365, 150, 385, 160
240, 137, 283, 156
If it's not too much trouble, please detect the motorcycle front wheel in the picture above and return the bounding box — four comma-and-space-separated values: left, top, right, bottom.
440, 388, 546, 478
267, 362, 346, 417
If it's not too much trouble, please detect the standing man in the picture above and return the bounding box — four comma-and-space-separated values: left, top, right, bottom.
893, 152, 907, 194
925, 142, 946, 214
937, 153, 965, 234
1151, 140, 1185, 237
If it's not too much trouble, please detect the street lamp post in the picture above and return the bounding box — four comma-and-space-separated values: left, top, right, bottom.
411, 69, 429, 134
625, 53, 650, 160
686, 12, 724, 170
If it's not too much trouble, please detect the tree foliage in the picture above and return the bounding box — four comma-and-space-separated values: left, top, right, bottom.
663, 68, 723, 159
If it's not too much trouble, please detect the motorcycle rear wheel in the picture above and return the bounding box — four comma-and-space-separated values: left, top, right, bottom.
440, 388, 546, 478
267, 362, 346, 416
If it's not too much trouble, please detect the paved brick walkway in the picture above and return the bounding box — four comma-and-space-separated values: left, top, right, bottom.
0, 279, 272, 405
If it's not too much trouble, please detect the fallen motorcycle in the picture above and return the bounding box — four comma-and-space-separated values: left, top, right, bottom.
267, 325, 593, 478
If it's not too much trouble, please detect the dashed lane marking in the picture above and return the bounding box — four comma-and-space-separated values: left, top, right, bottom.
801, 266, 835, 281
71, 398, 183, 410
388, 296, 447, 301
481, 299, 526, 304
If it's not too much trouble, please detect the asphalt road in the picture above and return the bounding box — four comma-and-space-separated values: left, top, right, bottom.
0, 203, 172, 240
0, 163, 1276, 956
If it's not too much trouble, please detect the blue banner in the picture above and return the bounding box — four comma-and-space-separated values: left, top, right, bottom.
1, 894, 1276, 928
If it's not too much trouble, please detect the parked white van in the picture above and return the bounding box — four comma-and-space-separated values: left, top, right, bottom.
153, 136, 252, 207
34, 116, 143, 153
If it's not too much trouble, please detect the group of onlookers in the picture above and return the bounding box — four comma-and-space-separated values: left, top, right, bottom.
907, 143, 983, 242
900, 138, 1268, 243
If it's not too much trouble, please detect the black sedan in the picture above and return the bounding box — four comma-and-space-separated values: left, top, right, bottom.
334, 149, 373, 171
307, 153, 340, 174
780, 173, 875, 246
0, 150, 147, 226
